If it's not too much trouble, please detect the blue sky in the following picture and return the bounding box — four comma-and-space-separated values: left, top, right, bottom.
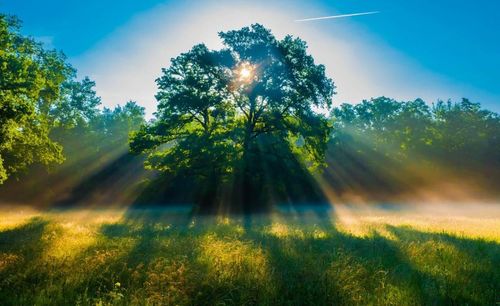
2, 0, 499, 115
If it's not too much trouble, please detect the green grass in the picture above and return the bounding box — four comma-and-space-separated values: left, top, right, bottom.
0, 205, 499, 305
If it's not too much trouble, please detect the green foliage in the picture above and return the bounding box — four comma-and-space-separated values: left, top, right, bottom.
50, 77, 102, 129
131, 44, 236, 178
131, 24, 335, 209
331, 97, 434, 161
0, 14, 73, 183
329, 97, 500, 197
0, 14, 147, 192
331, 97, 499, 165
220, 24, 334, 168
0, 60, 146, 204
431, 99, 500, 164
101, 101, 146, 145
50, 82, 146, 159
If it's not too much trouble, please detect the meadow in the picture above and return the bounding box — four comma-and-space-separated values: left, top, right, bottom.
0, 203, 498, 305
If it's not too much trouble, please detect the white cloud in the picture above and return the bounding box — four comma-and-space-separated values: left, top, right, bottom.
70, 0, 492, 118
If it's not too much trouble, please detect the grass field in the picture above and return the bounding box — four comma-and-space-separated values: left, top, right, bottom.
0, 203, 499, 305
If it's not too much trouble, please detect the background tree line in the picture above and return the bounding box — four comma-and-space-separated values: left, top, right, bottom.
327, 97, 500, 201
0, 14, 147, 206
0, 14, 498, 209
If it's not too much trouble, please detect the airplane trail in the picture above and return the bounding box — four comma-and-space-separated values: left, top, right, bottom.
295, 11, 380, 22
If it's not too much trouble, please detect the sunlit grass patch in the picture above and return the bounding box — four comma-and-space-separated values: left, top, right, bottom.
334, 203, 500, 242
198, 233, 269, 280
42, 221, 97, 258
141, 258, 192, 305
0, 206, 41, 232
265, 222, 301, 238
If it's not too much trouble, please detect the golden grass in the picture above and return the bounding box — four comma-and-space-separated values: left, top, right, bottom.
0, 203, 498, 305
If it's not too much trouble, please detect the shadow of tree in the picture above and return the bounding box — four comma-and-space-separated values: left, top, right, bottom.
0, 217, 51, 304
1, 212, 498, 305
130, 140, 331, 215
385, 224, 500, 304
235, 216, 499, 305
99, 210, 500, 305
0, 217, 49, 256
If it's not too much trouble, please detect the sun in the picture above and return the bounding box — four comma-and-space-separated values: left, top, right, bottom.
240, 67, 251, 79
237, 63, 255, 82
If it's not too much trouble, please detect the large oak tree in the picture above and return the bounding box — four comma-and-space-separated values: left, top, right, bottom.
131, 24, 335, 210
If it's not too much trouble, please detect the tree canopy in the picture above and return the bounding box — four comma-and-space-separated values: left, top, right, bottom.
0, 15, 73, 183
131, 24, 335, 210
50, 77, 102, 129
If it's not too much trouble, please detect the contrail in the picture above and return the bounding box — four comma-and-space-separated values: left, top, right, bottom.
295, 11, 380, 22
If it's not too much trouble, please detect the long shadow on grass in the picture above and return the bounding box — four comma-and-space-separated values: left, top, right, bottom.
385, 225, 500, 304
0, 217, 51, 304
55, 210, 499, 305
65, 209, 204, 305
92, 209, 278, 305
0, 217, 49, 257
239, 216, 499, 305
100, 208, 195, 266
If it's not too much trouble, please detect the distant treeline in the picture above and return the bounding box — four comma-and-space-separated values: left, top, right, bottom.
327, 97, 500, 201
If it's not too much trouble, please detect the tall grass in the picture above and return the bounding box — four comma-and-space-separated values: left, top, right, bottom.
0, 206, 498, 305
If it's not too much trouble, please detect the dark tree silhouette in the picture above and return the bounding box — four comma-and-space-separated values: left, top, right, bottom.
130, 24, 335, 211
